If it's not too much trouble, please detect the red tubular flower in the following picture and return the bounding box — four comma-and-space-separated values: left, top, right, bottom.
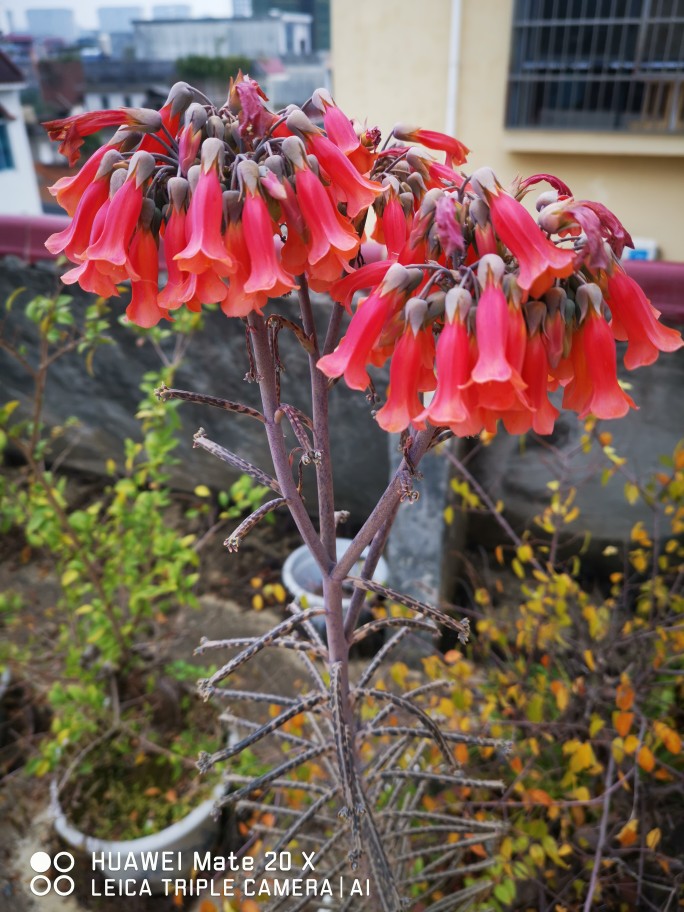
317, 264, 420, 390
329, 260, 393, 312
45, 150, 122, 261
85, 151, 155, 276
43, 108, 162, 166
222, 199, 266, 317
393, 125, 469, 168
313, 89, 376, 173
48, 144, 115, 216
126, 209, 165, 328
174, 139, 234, 277
375, 305, 436, 433
159, 178, 191, 310
237, 160, 296, 297
294, 167, 360, 267
286, 110, 382, 218
418, 288, 481, 432
564, 292, 637, 420
472, 167, 575, 298
471, 259, 516, 384
61, 199, 120, 297
603, 266, 683, 369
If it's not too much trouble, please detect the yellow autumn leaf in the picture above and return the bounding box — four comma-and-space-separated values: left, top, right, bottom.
646, 827, 661, 850
61, 568, 78, 587
623, 734, 639, 755
616, 681, 635, 710
613, 711, 634, 738
194, 484, 211, 497
624, 482, 639, 505
251, 593, 264, 611
517, 544, 533, 563
637, 744, 656, 772
583, 649, 596, 672
616, 818, 639, 847
550, 680, 569, 712
653, 721, 682, 755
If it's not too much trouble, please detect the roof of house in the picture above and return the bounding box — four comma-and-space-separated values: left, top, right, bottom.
0, 51, 25, 85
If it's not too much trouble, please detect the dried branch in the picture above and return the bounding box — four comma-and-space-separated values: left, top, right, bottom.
192, 428, 282, 493
349, 578, 470, 642
224, 496, 288, 551
155, 383, 265, 422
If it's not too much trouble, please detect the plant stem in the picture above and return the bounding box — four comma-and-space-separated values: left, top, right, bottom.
297, 277, 337, 562
333, 428, 436, 583
247, 311, 329, 572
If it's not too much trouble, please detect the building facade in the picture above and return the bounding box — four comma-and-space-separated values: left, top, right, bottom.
331, 0, 684, 261
0, 52, 42, 215
133, 11, 312, 61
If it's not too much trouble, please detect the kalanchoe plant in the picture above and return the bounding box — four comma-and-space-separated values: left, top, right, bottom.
43, 74, 683, 909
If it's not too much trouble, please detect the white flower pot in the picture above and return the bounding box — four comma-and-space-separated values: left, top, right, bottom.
52, 782, 224, 893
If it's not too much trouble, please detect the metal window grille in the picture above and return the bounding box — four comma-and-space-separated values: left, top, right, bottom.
506, 0, 684, 133
0, 123, 14, 171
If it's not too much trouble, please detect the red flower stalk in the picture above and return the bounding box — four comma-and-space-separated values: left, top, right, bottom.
43, 108, 162, 166
393, 124, 469, 168
375, 301, 436, 433
317, 264, 421, 390
472, 167, 575, 297
174, 139, 234, 277
603, 266, 683, 369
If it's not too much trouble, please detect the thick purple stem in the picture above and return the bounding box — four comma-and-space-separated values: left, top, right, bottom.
247, 311, 329, 572
297, 276, 337, 562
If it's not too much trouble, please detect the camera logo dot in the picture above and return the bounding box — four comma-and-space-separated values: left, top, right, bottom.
29, 851, 75, 896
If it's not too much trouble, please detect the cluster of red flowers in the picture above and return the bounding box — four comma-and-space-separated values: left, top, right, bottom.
44, 75, 682, 437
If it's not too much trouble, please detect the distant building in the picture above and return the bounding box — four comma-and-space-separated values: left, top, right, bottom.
133, 11, 312, 61
82, 57, 175, 110
151, 4, 192, 20
25, 8, 77, 43
97, 6, 145, 34
253, 0, 329, 50
0, 34, 36, 83
0, 51, 42, 215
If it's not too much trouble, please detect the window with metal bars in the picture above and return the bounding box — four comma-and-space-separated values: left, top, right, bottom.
0, 122, 14, 170
506, 0, 684, 133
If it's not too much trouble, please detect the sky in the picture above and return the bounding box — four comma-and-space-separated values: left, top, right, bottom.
1, 0, 238, 33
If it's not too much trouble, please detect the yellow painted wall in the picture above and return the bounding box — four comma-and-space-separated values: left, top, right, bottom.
331, 0, 684, 261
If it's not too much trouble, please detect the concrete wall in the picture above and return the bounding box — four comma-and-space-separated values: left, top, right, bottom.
331, 0, 684, 261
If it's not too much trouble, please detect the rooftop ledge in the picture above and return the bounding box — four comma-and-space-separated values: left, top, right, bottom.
503, 130, 684, 157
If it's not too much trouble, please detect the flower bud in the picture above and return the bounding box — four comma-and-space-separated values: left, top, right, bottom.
575, 283, 603, 321
523, 299, 546, 335
126, 108, 163, 134
128, 150, 156, 186
285, 108, 317, 137
109, 167, 127, 197
200, 136, 224, 172
281, 135, 307, 169
184, 102, 207, 133
445, 286, 472, 323
405, 297, 428, 335
223, 189, 243, 223
95, 149, 124, 180
139, 197, 156, 230
165, 81, 194, 118
168, 176, 189, 209
535, 189, 559, 212
469, 197, 490, 227
206, 115, 225, 140
111, 127, 142, 153
237, 158, 260, 194
477, 253, 505, 288
470, 166, 498, 197
263, 154, 285, 178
